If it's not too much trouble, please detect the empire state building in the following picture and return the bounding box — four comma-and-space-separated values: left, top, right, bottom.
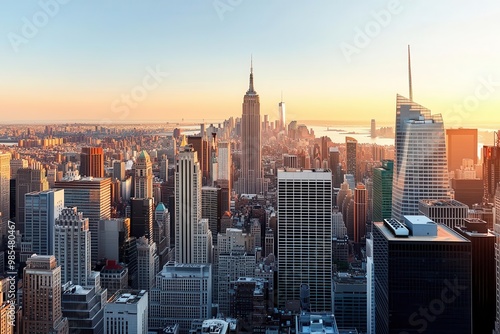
239, 61, 263, 194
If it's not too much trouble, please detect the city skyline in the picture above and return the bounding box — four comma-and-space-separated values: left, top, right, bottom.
1, 1, 500, 126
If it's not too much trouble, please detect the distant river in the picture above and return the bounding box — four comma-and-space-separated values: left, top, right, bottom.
306, 125, 395, 146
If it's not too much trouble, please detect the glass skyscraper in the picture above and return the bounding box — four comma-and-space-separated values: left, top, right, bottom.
373, 160, 393, 222
392, 95, 450, 221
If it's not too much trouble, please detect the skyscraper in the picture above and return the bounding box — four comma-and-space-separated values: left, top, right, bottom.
130, 197, 154, 241
16, 166, 49, 233
418, 199, 469, 230
113, 160, 126, 181
149, 263, 212, 333
346, 137, 357, 179
136, 236, 158, 291
391, 95, 449, 221
104, 290, 148, 334
353, 183, 367, 244
483, 133, 500, 203
446, 128, 478, 173
202, 186, 221, 245
373, 217, 471, 333
23, 255, 69, 334
0, 152, 11, 240
188, 136, 210, 186
175, 139, 202, 264
279, 96, 286, 131
54, 207, 91, 286
455, 219, 495, 334
239, 61, 263, 194
24, 189, 65, 256
134, 150, 153, 199
329, 147, 342, 188
80, 147, 104, 178
55, 177, 111, 265
372, 160, 393, 222
277, 168, 332, 311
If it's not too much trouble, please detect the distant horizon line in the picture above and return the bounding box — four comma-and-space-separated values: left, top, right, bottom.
0, 119, 498, 130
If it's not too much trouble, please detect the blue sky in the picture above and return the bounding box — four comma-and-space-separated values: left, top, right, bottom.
1, 0, 500, 126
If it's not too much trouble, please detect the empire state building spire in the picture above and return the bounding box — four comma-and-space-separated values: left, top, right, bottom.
246, 56, 256, 95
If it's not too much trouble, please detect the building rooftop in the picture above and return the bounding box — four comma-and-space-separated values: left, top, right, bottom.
62, 283, 92, 296
108, 290, 147, 305
158, 262, 211, 278
297, 313, 339, 334
375, 219, 469, 242
201, 319, 229, 334
419, 199, 468, 207
278, 168, 332, 174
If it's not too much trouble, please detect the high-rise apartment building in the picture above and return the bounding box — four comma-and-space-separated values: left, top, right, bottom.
238, 62, 263, 195
134, 150, 153, 199
55, 177, 111, 265
54, 207, 91, 286
16, 166, 49, 233
23, 255, 69, 334
372, 160, 393, 222
392, 95, 450, 221
277, 168, 332, 311
373, 217, 471, 333
446, 128, 478, 173
80, 147, 104, 178
24, 189, 65, 255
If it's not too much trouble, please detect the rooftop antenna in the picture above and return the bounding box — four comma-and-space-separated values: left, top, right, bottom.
408, 45, 413, 101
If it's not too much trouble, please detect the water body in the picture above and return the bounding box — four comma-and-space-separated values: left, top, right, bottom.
307, 125, 395, 146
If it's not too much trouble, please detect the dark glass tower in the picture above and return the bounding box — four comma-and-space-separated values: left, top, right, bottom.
373, 217, 471, 333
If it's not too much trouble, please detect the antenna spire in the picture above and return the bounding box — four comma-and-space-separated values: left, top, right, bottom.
408, 45, 413, 101
247, 55, 255, 94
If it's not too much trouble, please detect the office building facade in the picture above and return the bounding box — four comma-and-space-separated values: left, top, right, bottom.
277, 168, 332, 311
373, 217, 471, 333
392, 95, 450, 221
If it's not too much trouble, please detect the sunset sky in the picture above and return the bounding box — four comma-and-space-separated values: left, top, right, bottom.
1, 0, 500, 127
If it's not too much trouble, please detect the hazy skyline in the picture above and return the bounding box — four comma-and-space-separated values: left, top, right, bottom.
2, 1, 500, 126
